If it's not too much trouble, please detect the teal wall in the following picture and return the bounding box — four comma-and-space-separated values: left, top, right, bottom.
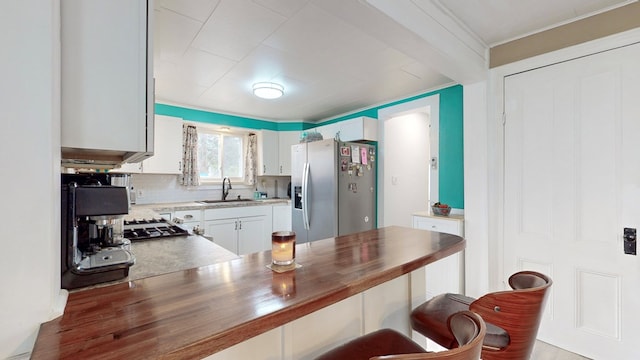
155, 84, 464, 208
154, 104, 307, 131
314, 85, 464, 208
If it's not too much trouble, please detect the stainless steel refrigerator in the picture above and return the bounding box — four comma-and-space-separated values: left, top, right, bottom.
291, 139, 376, 243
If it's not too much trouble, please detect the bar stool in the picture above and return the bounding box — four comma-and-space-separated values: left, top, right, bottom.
410, 271, 552, 360
315, 311, 486, 360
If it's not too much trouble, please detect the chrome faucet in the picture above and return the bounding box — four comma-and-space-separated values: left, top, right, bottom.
222, 177, 232, 201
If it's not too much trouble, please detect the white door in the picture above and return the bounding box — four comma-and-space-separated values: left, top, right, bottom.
503, 43, 640, 359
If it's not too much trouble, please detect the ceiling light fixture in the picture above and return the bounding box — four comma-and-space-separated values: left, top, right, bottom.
253, 82, 284, 99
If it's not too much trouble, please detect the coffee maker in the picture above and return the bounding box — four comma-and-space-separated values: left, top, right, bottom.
61, 173, 135, 289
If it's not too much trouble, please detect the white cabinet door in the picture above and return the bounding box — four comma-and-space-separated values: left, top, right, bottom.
205, 216, 268, 255
142, 115, 183, 174
238, 216, 269, 255
205, 218, 238, 254
338, 117, 378, 141
277, 131, 299, 175
60, 0, 152, 163
204, 205, 273, 255
258, 130, 279, 176
412, 214, 464, 299
272, 203, 292, 232
314, 122, 339, 140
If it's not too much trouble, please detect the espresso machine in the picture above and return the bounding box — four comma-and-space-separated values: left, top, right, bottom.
61, 173, 135, 289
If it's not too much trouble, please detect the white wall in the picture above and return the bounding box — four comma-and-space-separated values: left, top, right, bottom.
0, 1, 62, 358
462, 82, 490, 297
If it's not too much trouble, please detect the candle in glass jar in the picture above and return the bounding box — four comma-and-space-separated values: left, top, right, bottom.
272, 231, 296, 266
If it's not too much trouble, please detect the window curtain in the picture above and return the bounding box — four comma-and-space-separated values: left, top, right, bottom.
245, 133, 257, 186
180, 124, 200, 186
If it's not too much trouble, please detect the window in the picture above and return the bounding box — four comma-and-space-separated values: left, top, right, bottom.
197, 128, 246, 183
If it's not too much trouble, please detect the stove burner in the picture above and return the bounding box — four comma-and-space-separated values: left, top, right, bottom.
124, 218, 166, 226
123, 218, 188, 241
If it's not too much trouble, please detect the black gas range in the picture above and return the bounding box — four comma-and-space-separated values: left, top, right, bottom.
123, 218, 189, 241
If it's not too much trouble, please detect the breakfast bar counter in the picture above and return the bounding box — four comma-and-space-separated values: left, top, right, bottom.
31, 226, 465, 359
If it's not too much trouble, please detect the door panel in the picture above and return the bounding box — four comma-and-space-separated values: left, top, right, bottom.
206, 219, 238, 254
504, 43, 640, 359
238, 216, 268, 255
307, 139, 338, 242
338, 143, 376, 235
291, 142, 308, 243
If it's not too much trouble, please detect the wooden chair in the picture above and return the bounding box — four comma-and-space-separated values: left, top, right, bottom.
315, 311, 486, 360
410, 271, 552, 360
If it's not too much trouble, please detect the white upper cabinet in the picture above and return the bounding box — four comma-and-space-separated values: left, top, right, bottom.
314, 122, 340, 141
338, 117, 377, 142
142, 115, 183, 174
60, 0, 153, 168
257, 130, 279, 176
258, 130, 300, 176
313, 117, 378, 142
277, 131, 299, 175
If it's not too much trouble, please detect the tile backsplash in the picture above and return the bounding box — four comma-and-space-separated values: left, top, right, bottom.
131, 174, 291, 205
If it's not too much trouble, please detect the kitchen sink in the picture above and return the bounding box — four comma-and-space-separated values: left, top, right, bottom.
198, 198, 256, 204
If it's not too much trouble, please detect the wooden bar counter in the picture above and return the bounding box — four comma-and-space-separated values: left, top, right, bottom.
31, 226, 464, 359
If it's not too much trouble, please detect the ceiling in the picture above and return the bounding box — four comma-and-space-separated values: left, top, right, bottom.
153, 0, 633, 123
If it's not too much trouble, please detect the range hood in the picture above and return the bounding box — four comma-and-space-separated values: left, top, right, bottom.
61, 147, 153, 170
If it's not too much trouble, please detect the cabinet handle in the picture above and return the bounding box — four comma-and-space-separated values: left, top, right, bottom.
238, 220, 242, 230
184, 214, 193, 220
179, 161, 182, 171
280, 165, 282, 174
235, 220, 238, 231
263, 165, 266, 173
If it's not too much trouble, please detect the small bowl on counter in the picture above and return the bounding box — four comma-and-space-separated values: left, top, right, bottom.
431, 204, 451, 216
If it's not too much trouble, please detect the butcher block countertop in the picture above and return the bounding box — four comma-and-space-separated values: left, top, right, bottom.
31, 226, 465, 360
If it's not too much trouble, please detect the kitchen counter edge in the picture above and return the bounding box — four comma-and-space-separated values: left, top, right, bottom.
135, 198, 291, 213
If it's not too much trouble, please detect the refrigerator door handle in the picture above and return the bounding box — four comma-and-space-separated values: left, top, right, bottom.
302, 162, 310, 230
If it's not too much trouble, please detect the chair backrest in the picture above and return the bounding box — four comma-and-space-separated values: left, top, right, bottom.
370, 311, 486, 360
469, 271, 552, 360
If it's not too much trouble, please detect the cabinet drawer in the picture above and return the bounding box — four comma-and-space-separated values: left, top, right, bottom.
175, 209, 203, 223
412, 215, 463, 236
204, 205, 271, 220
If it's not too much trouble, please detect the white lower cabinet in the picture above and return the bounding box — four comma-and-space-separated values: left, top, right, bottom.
411, 212, 464, 352
203, 272, 415, 360
411, 212, 465, 299
204, 206, 273, 255
205, 218, 239, 253
174, 209, 203, 233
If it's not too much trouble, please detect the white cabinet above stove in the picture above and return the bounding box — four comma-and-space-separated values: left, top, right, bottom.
61, 0, 154, 169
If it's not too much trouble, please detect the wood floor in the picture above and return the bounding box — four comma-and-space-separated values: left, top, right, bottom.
531, 341, 591, 360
